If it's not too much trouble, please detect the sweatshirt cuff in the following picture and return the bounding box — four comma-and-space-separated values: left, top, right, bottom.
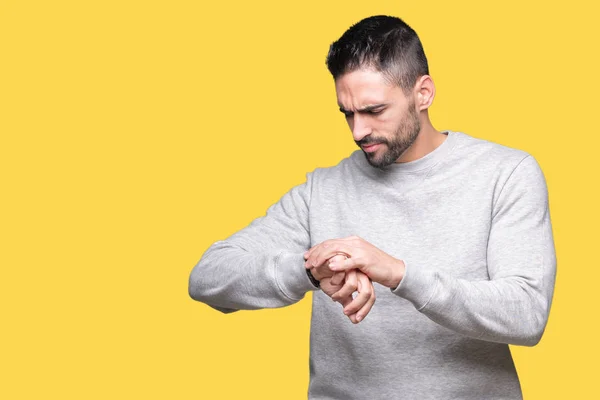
390, 261, 439, 310
275, 251, 320, 300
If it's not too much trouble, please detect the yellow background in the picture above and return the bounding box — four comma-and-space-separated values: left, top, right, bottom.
2, 0, 598, 398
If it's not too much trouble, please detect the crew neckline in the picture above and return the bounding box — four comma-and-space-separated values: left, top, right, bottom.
352, 130, 459, 175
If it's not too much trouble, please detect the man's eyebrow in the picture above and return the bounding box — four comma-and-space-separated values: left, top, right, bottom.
338, 103, 388, 113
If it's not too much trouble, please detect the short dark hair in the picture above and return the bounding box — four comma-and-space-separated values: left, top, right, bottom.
326, 15, 429, 94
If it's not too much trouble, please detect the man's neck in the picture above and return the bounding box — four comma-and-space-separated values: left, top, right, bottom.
396, 122, 446, 163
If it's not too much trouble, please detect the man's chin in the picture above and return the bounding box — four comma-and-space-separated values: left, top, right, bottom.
364, 151, 391, 169
364, 146, 407, 169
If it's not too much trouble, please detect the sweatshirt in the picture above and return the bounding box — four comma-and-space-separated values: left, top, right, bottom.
189, 130, 557, 399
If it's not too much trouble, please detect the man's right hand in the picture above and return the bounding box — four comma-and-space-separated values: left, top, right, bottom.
315, 254, 376, 324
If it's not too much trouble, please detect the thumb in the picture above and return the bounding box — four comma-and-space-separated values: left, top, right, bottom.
329, 256, 351, 272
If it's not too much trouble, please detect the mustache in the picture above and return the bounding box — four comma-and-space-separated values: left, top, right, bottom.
356, 138, 387, 146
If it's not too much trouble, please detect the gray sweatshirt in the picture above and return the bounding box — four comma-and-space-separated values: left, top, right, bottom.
189, 130, 557, 399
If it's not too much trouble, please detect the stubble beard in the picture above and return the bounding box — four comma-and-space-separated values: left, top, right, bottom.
363, 105, 421, 169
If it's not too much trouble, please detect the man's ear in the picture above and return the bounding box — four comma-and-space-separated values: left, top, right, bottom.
414, 75, 436, 111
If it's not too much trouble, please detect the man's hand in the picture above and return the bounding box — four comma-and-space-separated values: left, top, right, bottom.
311, 254, 376, 323
304, 236, 406, 289
304, 250, 345, 281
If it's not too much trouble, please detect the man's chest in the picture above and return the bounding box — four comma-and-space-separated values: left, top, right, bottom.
308, 178, 494, 279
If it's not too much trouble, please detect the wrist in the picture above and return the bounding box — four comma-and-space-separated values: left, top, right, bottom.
387, 259, 406, 289
306, 268, 320, 288
310, 266, 331, 282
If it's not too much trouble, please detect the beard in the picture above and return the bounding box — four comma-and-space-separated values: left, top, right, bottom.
358, 100, 421, 169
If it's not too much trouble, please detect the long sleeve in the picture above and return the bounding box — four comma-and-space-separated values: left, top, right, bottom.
188, 172, 319, 313
392, 155, 557, 346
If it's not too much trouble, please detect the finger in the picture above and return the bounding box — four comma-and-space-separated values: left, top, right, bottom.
321, 255, 348, 285
331, 270, 358, 303
304, 240, 327, 258
305, 236, 360, 258
317, 245, 354, 269
305, 238, 352, 266
305, 236, 354, 257
347, 312, 360, 324
309, 245, 329, 268
303, 247, 315, 260
304, 243, 322, 265
328, 283, 361, 324
306, 249, 346, 271
305, 244, 329, 268
335, 294, 358, 323
326, 278, 353, 306
306, 240, 338, 264
326, 254, 346, 267
336, 293, 354, 307
304, 249, 325, 269
327, 254, 347, 277
328, 254, 356, 272
348, 273, 376, 322
342, 275, 373, 317
307, 240, 352, 268
309, 256, 342, 281
309, 266, 323, 281
330, 271, 345, 286
354, 289, 376, 322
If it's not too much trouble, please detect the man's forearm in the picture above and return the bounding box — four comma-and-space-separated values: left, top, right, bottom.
189, 241, 317, 312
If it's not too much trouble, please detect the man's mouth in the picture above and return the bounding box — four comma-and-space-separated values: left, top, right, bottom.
362, 143, 382, 152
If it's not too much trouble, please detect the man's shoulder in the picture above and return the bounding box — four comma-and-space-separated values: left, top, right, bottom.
448, 131, 550, 203
452, 131, 532, 172
307, 151, 361, 181
455, 131, 529, 160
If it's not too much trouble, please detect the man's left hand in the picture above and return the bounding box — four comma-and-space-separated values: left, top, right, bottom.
304, 236, 406, 289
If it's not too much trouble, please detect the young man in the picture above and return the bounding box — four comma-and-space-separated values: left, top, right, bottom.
189, 15, 556, 399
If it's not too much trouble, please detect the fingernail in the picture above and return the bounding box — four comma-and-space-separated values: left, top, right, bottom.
356, 314, 362, 321
344, 309, 350, 315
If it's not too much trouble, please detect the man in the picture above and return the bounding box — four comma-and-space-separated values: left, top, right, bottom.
189, 15, 556, 399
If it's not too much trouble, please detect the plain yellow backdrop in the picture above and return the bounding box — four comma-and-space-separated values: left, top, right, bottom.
2, 0, 599, 398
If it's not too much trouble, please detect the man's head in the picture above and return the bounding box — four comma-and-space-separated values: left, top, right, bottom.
326, 16, 433, 169
326, 15, 429, 96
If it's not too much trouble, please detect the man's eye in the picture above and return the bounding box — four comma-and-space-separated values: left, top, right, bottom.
368, 109, 383, 115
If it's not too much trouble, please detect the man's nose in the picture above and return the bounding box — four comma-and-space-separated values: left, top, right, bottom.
351, 114, 372, 142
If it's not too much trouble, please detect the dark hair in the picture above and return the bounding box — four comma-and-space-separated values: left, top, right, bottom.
326, 15, 429, 94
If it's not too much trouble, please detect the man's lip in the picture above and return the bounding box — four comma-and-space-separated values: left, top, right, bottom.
362, 143, 382, 149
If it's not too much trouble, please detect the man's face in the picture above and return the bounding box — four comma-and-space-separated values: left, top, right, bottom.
335, 68, 421, 169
